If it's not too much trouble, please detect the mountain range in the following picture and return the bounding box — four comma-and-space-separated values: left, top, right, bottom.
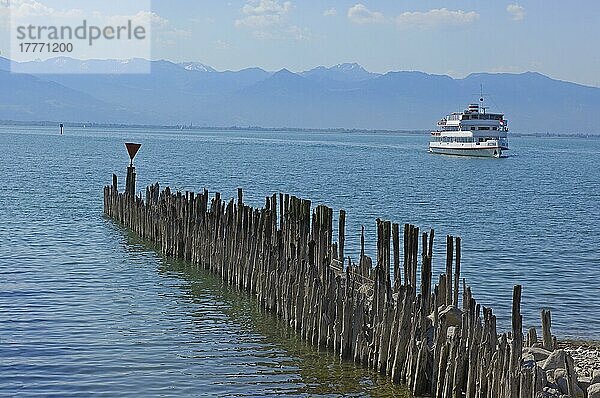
1, 57, 599, 133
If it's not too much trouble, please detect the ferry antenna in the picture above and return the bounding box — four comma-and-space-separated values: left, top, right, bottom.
474, 84, 489, 114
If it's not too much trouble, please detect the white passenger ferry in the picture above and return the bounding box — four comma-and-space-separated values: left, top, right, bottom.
429, 99, 509, 158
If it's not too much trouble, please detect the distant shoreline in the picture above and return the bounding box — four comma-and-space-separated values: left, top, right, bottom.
1, 119, 598, 139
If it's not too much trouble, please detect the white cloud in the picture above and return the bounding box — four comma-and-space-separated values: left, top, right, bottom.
286, 24, 309, 40
98, 10, 190, 45
235, 0, 308, 40
215, 39, 231, 50
323, 8, 336, 17
1, 0, 83, 18
395, 8, 479, 29
0, 1, 189, 51
102, 10, 165, 28
347, 4, 386, 25
235, 0, 292, 29
507, 4, 525, 21
241, 0, 292, 17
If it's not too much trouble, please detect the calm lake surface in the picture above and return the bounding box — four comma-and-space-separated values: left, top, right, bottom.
1, 125, 599, 396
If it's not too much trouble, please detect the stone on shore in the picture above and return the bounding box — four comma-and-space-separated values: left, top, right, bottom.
541, 386, 561, 398
542, 349, 567, 371
438, 305, 462, 327
579, 376, 591, 392
524, 346, 552, 362
588, 383, 600, 398
593, 369, 600, 385
565, 345, 600, 378
575, 383, 585, 398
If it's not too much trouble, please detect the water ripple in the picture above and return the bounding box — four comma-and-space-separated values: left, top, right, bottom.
1, 126, 598, 396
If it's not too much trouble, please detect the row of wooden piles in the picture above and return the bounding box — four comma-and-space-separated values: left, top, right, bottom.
103, 168, 568, 397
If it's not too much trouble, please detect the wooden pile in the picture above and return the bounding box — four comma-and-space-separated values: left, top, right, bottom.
104, 168, 578, 397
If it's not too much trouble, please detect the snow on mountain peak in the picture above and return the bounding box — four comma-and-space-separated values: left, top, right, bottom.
179, 62, 216, 72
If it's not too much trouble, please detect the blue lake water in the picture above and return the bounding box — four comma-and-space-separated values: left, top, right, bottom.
1, 125, 599, 396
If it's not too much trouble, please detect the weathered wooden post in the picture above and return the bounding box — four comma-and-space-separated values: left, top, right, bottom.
541, 309, 553, 350
339, 210, 346, 263
445, 235, 454, 306
392, 223, 399, 288
360, 225, 365, 262
453, 237, 461, 307
124, 142, 141, 197
237, 188, 243, 205
510, 284, 523, 397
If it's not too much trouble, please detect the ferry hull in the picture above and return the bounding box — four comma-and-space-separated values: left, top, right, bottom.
429, 146, 505, 158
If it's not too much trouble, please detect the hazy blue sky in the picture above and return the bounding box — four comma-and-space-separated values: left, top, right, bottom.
2, 1, 599, 86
